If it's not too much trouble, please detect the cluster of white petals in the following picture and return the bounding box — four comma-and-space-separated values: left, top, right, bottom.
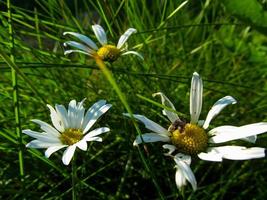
63, 24, 143, 61
127, 72, 267, 191
23, 99, 111, 165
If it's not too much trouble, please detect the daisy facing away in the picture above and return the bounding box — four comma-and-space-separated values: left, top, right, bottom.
125, 72, 267, 191
63, 24, 143, 62
23, 99, 111, 165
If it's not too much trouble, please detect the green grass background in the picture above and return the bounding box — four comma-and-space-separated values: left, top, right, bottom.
1, 0, 267, 199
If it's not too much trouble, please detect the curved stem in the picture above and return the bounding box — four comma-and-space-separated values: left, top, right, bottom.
72, 155, 77, 200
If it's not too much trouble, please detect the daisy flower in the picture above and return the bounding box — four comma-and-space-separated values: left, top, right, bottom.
125, 72, 267, 191
63, 24, 143, 62
23, 99, 111, 165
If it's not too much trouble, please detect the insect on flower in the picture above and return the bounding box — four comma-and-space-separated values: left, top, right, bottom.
124, 72, 267, 191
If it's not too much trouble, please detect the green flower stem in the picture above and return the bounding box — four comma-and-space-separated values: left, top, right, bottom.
95, 57, 165, 200
72, 155, 77, 200
7, 0, 25, 183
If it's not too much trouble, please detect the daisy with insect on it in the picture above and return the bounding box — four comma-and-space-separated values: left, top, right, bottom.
125, 72, 267, 191
23, 99, 111, 165
63, 24, 143, 62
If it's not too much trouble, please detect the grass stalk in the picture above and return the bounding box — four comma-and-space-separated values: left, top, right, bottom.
7, 0, 25, 183
95, 57, 165, 200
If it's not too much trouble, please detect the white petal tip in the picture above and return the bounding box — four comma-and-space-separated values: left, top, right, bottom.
193, 72, 199, 76
133, 141, 138, 146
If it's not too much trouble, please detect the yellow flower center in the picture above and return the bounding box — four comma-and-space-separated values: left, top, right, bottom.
97, 45, 121, 62
60, 128, 83, 145
169, 121, 208, 155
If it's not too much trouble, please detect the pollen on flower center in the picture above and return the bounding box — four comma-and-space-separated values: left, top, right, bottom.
60, 128, 83, 145
169, 121, 208, 155
97, 44, 120, 62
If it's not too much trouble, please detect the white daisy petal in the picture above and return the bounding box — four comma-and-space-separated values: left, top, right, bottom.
26, 140, 61, 148
45, 145, 66, 158
92, 24, 107, 45
210, 122, 267, 143
63, 32, 98, 50
175, 168, 187, 191
83, 127, 110, 140
133, 133, 170, 146
62, 145, 76, 165
117, 28, 137, 49
190, 72, 203, 124
55, 104, 69, 129
82, 100, 107, 130
64, 50, 92, 56
121, 51, 144, 60
153, 92, 179, 123
162, 144, 176, 156
83, 104, 112, 134
201, 146, 266, 161
123, 113, 170, 136
47, 104, 64, 132
85, 136, 103, 142
221, 146, 265, 160
68, 100, 77, 128
203, 96, 236, 129
241, 135, 257, 143
31, 119, 60, 137
76, 139, 88, 151
174, 154, 197, 191
67, 99, 85, 129
23, 130, 60, 143
198, 151, 223, 162
63, 41, 94, 54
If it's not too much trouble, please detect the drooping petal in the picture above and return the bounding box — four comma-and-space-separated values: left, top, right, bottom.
23, 130, 60, 143
209, 122, 267, 143
76, 139, 88, 151
45, 145, 66, 158
121, 51, 144, 60
82, 100, 107, 130
62, 145, 76, 165
123, 113, 170, 136
83, 127, 110, 140
47, 104, 64, 132
190, 72, 203, 124
133, 133, 170, 146
31, 119, 60, 137
175, 168, 187, 191
26, 140, 61, 148
117, 28, 137, 49
203, 96, 236, 129
162, 144, 176, 156
174, 154, 197, 191
63, 32, 98, 50
92, 25, 107, 45
63, 41, 94, 54
83, 104, 112, 134
199, 146, 265, 161
153, 92, 179, 123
